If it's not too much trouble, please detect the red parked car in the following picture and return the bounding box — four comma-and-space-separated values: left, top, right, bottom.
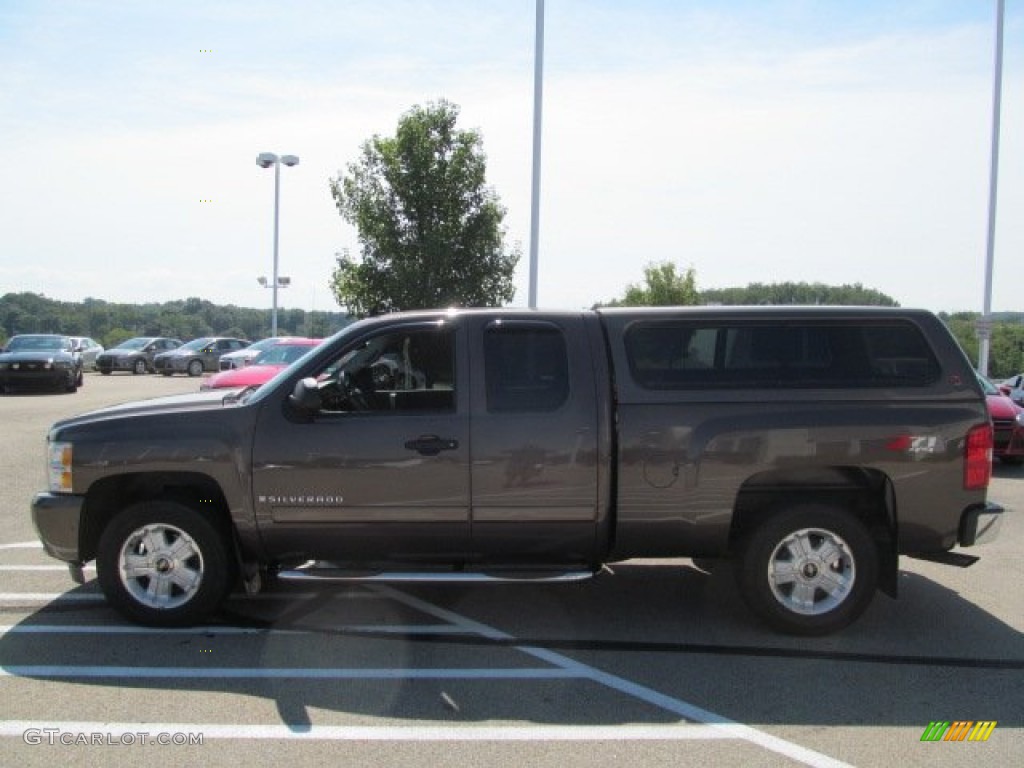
200, 338, 322, 391
980, 375, 1024, 464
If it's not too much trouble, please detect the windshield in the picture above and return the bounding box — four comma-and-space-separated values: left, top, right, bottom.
7, 335, 69, 352
114, 337, 151, 351
977, 375, 999, 396
254, 343, 318, 366
247, 337, 287, 353
179, 337, 214, 351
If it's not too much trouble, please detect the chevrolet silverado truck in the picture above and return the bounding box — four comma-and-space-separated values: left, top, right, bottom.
31, 307, 1003, 634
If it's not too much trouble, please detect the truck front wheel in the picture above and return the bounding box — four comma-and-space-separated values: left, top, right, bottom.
96, 501, 233, 627
736, 505, 878, 636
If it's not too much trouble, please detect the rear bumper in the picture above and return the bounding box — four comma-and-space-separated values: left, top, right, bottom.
31, 492, 84, 563
959, 502, 1004, 547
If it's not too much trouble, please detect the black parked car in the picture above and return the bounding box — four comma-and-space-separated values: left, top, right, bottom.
153, 337, 249, 377
96, 337, 183, 375
0, 334, 83, 393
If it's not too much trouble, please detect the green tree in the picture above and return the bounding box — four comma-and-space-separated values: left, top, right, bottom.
700, 282, 898, 306
600, 262, 699, 307
329, 100, 520, 316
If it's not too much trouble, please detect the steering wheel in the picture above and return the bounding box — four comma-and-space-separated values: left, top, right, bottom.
315, 369, 360, 411
370, 361, 396, 390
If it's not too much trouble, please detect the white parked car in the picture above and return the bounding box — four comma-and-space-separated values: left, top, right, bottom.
69, 337, 104, 369
999, 373, 1024, 405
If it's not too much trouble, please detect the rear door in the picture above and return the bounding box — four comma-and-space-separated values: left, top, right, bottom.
467, 315, 602, 563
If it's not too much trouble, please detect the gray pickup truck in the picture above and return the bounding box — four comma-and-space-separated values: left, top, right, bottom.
31, 307, 1003, 634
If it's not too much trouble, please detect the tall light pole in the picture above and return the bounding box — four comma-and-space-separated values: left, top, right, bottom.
528, 0, 545, 309
978, 0, 1004, 376
257, 152, 299, 336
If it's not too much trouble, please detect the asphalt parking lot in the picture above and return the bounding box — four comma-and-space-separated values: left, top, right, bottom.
0, 373, 1021, 767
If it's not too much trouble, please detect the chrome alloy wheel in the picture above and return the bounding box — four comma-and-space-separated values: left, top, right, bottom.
118, 523, 204, 610
766, 527, 855, 616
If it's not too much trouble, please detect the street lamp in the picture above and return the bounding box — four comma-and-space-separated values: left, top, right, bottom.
257, 152, 299, 336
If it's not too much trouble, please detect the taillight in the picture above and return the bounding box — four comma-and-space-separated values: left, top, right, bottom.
964, 423, 993, 490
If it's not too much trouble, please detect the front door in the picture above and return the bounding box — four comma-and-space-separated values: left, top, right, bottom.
251, 322, 471, 563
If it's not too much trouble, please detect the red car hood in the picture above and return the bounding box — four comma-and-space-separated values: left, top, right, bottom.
202, 364, 286, 390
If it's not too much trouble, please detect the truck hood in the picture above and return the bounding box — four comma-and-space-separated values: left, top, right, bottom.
51, 389, 242, 433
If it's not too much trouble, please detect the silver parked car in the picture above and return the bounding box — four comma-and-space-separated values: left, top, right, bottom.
153, 337, 250, 377
95, 337, 183, 375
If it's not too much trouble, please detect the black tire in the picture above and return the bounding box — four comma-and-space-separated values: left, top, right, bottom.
132, 358, 148, 375
100, 369, 112, 375
187, 359, 203, 377
96, 500, 234, 627
735, 505, 879, 636
64, 370, 78, 393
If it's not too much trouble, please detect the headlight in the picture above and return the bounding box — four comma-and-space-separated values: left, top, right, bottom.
54, 360, 71, 369
1015, 413, 1024, 428
47, 441, 73, 493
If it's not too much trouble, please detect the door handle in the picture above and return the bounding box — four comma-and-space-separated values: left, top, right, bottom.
404, 435, 459, 456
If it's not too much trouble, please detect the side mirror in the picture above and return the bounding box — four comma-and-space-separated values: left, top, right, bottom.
287, 377, 322, 421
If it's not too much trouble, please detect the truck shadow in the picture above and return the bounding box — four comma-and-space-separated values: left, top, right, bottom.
1, 562, 1021, 730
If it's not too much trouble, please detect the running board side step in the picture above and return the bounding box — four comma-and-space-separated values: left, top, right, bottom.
277, 567, 599, 584
905, 551, 980, 568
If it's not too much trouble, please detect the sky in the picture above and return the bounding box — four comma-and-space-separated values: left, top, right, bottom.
0, 0, 1021, 315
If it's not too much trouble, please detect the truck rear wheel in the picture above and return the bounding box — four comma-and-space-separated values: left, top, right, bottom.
96, 500, 233, 627
736, 504, 878, 635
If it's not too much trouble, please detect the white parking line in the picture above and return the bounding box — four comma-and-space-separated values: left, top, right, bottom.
0, 721, 731, 741
0, 624, 463, 637
378, 586, 853, 768
1, 666, 580, 680
0, 593, 103, 602
0, 565, 95, 571
0, 542, 42, 550
0, 566, 851, 766
0, 592, 367, 602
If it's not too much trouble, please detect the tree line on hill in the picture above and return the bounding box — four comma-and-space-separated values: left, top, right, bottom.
5, 285, 1022, 379
0, 292, 352, 350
